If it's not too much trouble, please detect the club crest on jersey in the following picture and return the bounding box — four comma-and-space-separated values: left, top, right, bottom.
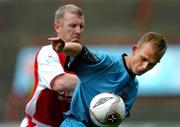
93, 97, 113, 108
46, 54, 58, 63
48, 55, 53, 58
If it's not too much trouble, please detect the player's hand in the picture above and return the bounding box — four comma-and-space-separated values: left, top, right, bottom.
48, 37, 65, 52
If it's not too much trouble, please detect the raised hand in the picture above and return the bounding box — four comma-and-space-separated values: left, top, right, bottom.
48, 37, 65, 52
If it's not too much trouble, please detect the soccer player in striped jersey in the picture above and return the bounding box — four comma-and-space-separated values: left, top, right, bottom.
20, 4, 84, 127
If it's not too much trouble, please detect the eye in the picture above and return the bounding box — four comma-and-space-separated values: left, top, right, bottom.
141, 56, 148, 62
148, 62, 157, 68
80, 24, 84, 29
69, 24, 77, 28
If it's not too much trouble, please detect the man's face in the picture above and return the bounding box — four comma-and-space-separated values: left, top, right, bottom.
54, 12, 84, 43
130, 43, 161, 75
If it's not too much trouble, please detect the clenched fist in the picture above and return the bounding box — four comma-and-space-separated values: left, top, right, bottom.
48, 37, 65, 52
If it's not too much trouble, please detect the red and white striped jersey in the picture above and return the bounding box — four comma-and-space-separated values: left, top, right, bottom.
25, 44, 72, 127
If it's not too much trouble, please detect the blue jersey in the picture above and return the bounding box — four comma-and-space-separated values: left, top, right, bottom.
65, 46, 138, 125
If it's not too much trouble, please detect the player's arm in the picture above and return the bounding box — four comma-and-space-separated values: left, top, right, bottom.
37, 43, 79, 93
48, 37, 102, 73
48, 37, 82, 56
48, 37, 98, 64
51, 73, 79, 93
63, 42, 82, 56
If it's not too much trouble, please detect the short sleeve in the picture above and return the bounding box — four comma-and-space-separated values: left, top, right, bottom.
37, 46, 65, 89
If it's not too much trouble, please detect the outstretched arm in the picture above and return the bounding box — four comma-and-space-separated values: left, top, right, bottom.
48, 37, 82, 56
48, 37, 103, 76
46, 37, 81, 93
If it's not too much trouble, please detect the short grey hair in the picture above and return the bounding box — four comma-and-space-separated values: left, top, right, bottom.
54, 4, 84, 23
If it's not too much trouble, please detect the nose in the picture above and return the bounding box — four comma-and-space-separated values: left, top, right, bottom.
75, 25, 83, 34
141, 61, 149, 70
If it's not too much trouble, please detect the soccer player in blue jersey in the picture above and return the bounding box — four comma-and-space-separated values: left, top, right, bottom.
49, 32, 167, 127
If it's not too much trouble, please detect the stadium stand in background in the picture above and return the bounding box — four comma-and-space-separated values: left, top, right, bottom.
0, 0, 179, 126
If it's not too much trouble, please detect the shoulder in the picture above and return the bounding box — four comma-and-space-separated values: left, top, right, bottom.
39, 44, 53, 54
38, 44, 56, 56
37, 44, 59, 62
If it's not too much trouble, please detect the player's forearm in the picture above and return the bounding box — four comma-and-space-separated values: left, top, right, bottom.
63, 42, 82, 56
51, 73, 79, 92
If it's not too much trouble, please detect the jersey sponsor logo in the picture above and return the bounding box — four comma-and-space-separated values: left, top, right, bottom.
93, 97, 113, 108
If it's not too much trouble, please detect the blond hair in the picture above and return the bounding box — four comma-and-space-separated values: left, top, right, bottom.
138, 32, 168, 57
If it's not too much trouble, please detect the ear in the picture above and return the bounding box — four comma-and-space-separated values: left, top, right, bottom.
54, 22, 62, 33
132, 44, 138, 55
